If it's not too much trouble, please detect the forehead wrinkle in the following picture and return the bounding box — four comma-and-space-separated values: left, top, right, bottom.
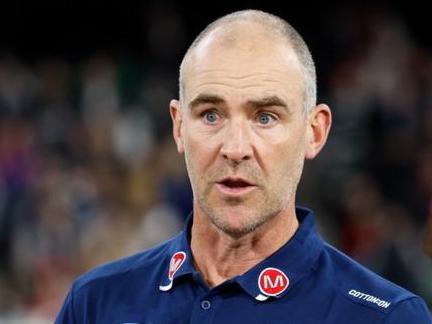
187, 90, 294, 115
190, 81, 288, 91
186, 76, 299, 104
185, 56, 302, 93
188, 71, 297, 90
188, 69, 291, 79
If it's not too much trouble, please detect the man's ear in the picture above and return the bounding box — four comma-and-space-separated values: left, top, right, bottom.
170, 99, 184, 154
305, 104, 332, 160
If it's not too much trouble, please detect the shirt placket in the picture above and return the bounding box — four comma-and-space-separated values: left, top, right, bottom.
190, 290, 226, 324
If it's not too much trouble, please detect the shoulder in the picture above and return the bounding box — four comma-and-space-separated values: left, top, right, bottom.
55, 234, 182, 323
55, 236, 180, 323
320, 243, 432, 322
72, 234, 178, 294
322, 243, 414, 303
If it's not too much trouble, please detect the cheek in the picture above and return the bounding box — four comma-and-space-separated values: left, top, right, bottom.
254, 121, 299, 147
183, 126, 221, 175
259, 129, 306, 172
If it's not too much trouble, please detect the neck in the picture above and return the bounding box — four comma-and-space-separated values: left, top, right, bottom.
190, 204, 299, 287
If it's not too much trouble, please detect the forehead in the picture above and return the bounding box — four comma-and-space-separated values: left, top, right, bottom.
182, 24, 304, 106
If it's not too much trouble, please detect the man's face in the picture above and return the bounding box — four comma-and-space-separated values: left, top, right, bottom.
173, 27, 310, 237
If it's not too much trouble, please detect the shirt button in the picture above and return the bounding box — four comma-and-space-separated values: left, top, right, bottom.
201, 300, 211, 310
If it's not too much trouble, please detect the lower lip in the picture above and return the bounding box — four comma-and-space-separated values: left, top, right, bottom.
215, 183, 257, 197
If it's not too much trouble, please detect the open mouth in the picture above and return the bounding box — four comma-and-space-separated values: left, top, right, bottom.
219, 178, 252, 188
216, 177, 256, 196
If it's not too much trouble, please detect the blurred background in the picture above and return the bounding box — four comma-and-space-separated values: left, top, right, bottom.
0, 0, 431, 322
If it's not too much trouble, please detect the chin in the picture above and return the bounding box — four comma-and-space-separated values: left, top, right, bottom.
198, 194, 282, 237
214, 221, 258, 238
209, 207, 273, 238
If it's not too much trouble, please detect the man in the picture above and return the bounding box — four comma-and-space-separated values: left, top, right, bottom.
56, 10, 432, 323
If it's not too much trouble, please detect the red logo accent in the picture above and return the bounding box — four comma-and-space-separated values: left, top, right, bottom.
168, 252, 186, 280
258, 267, 289, 296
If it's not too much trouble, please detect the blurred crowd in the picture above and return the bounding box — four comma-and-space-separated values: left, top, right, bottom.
0, 5, 431, 322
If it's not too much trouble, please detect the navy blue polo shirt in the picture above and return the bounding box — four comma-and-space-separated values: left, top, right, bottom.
55, 207, 432, 323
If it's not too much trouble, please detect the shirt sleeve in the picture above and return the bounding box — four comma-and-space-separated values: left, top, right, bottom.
383, 297, 432, 324
55, 284, 76, 324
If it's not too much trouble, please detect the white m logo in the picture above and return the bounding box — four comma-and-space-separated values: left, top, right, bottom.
263, 274, 284, 289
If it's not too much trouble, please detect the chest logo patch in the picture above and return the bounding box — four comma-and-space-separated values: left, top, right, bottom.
258, 267, 289, 297
168, 251, 186, 280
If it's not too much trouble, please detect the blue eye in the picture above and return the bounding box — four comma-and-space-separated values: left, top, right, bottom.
257, 113, 274, 125
204, 111, 218, 123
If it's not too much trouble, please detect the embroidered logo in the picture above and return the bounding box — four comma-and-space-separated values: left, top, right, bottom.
258, 267, 289, 297
168, 251, 186, 280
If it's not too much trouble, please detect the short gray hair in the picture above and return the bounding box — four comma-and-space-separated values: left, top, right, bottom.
179, 9, 317, 114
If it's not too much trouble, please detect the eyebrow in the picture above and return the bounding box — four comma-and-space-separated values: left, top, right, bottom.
188, 93, 290, 112
189, 94, 225, 110
247, 95, 289, 110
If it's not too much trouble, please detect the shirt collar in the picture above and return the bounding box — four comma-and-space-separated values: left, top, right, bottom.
159, 207, 324, 302
159, 213, 195, 291
235, 207, 324, 301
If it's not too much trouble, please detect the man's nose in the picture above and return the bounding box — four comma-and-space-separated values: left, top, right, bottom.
220, 120, 253, 164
